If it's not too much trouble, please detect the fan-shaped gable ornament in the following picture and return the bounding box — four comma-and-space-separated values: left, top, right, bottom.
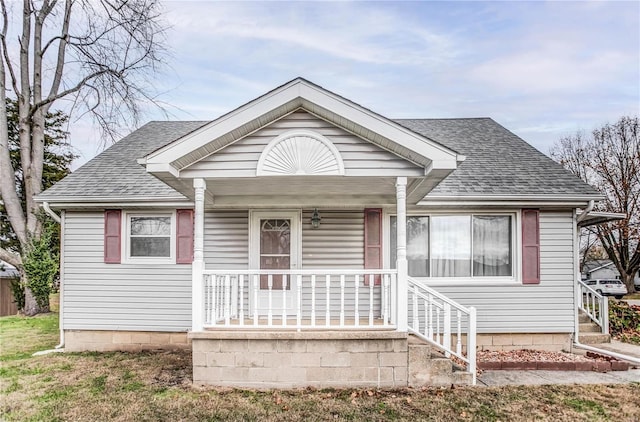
256, 130, 345, 176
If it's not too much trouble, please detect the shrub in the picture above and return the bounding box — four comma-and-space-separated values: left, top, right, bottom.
22, 222, 59, 310
608, 300, 640, 345
9, 276, 25, 311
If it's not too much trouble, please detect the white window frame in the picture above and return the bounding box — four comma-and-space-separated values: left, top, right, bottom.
384, 210, 521, 285
123, 211, 176, 264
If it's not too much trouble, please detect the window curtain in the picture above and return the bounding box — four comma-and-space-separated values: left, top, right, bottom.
390, 216, 430, 277
472, 216, 512, 276
431, 216, 471, 277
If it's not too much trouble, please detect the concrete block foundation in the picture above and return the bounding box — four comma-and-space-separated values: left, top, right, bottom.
190, 330, 409, 388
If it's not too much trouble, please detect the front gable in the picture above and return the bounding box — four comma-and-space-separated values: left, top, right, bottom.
142, 78, 462, 179
180, 110, 425, 178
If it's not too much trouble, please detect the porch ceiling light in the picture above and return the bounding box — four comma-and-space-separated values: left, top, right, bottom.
311, 208, 321, 229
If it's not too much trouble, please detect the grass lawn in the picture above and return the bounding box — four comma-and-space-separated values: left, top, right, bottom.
1, 315, 639, 421
625, 292, 640, 300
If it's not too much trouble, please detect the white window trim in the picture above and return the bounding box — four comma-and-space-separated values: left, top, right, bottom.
384, 210, 522, 285
122, 211, 176, 264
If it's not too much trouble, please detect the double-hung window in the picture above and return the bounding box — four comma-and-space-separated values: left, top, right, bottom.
391, 214, 514, 279
125, 213, 174, 262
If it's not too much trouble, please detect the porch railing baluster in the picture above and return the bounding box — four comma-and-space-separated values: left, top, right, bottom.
224, 275, 231, 325
267, 275, 273, 327
368, 273, 374, 326
383, 274, 389, 326
252, 275, 258, 326
296, 274, 302, 329
282, 275, 287, 327
354, 275, 359, 327
325, 275, 331, 327
239, 275, 244, 326
311, 275, 316, 327
339, 275, 345, 327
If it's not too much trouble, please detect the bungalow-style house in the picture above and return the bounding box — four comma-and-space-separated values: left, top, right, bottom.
36, 78, 606, 388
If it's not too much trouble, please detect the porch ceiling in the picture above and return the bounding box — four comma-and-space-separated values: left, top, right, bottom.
153, 175, 435, 207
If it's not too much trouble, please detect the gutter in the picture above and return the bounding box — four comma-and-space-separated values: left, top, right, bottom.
41, 203, 64, 350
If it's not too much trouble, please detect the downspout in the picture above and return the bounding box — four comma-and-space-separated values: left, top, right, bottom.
572, 202, 640, 365
42, 203, 64, 350
576, 200, 594, 224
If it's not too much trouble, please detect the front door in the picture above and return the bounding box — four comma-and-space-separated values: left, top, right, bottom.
250, 211, 300, 316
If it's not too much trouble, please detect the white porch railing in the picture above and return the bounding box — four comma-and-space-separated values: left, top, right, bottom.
577, 280, 609, 334
203, 269, 396, 329
407, 277, 477, 384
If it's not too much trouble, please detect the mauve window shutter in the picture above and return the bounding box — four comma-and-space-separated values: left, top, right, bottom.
522, 209, 540, 284
104, 210, 121, 264
364, 208, 382, 285
176, 209, 194, 264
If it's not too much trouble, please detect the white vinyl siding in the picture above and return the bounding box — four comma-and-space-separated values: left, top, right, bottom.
302, 210, 364, 268
204, 211, 249, 269
183, 110, 423, 177
62, 209, 575, 334
62, 211, 191, 332
428, 211, 575, 333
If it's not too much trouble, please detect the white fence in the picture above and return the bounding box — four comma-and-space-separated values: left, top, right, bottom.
407, 276, 477, 384
203, 269, 396, 329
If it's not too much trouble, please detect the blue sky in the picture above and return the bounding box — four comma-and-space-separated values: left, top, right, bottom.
70, 1, 640, 167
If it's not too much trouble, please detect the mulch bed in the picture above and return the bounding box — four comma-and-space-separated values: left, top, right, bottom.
477, 349, 630, 372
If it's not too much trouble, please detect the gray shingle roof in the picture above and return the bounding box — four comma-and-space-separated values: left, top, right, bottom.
37, 121, 207, 201
38, 117, 601, 202
395, 118, 601, 197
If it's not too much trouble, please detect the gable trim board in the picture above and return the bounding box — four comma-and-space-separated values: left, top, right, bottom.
142, 79, 463, 177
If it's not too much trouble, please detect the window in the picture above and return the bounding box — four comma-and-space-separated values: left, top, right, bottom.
391, 214, 514, 279
125, 213, 174, 261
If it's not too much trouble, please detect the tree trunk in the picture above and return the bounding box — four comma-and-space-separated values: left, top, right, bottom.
621, 273, 637, 294
21, 272, 49, 316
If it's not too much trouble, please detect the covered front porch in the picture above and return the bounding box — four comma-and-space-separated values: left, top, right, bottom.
186, 175, 477, 386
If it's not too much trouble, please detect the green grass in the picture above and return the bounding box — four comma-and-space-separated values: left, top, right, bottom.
0, 313, 58, 361
1, 313, 639, 421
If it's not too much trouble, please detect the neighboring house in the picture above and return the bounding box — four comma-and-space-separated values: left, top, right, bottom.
36, 78, 606, 388
582, 260, 620, 280
0, 262, 19, 317
582, 259, 640, 286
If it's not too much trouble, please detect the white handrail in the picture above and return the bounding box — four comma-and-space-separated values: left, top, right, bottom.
577, 280, 609, 334
407, 277, 477, 385
204, 269, 399, 275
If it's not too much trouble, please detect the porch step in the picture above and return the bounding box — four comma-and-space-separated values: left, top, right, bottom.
578, 313, 592, 324
579, 332, 611, 344
579, 322, 602, 333
407, 334, 473, 387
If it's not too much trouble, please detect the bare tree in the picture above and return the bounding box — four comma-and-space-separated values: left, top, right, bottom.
0, 0, 168, 315
551, 116, 640, 293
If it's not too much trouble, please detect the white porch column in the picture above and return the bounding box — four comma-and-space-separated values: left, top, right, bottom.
396, 177, 408, 332
192, 178, 207, 332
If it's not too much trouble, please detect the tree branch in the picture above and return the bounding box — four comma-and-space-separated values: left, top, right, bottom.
0, 246, 22, 268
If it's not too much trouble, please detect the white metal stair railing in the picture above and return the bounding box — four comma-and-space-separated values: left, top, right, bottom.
577, 280, 609, 334
203, 269, 396, 329
407, 277, 477, 384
